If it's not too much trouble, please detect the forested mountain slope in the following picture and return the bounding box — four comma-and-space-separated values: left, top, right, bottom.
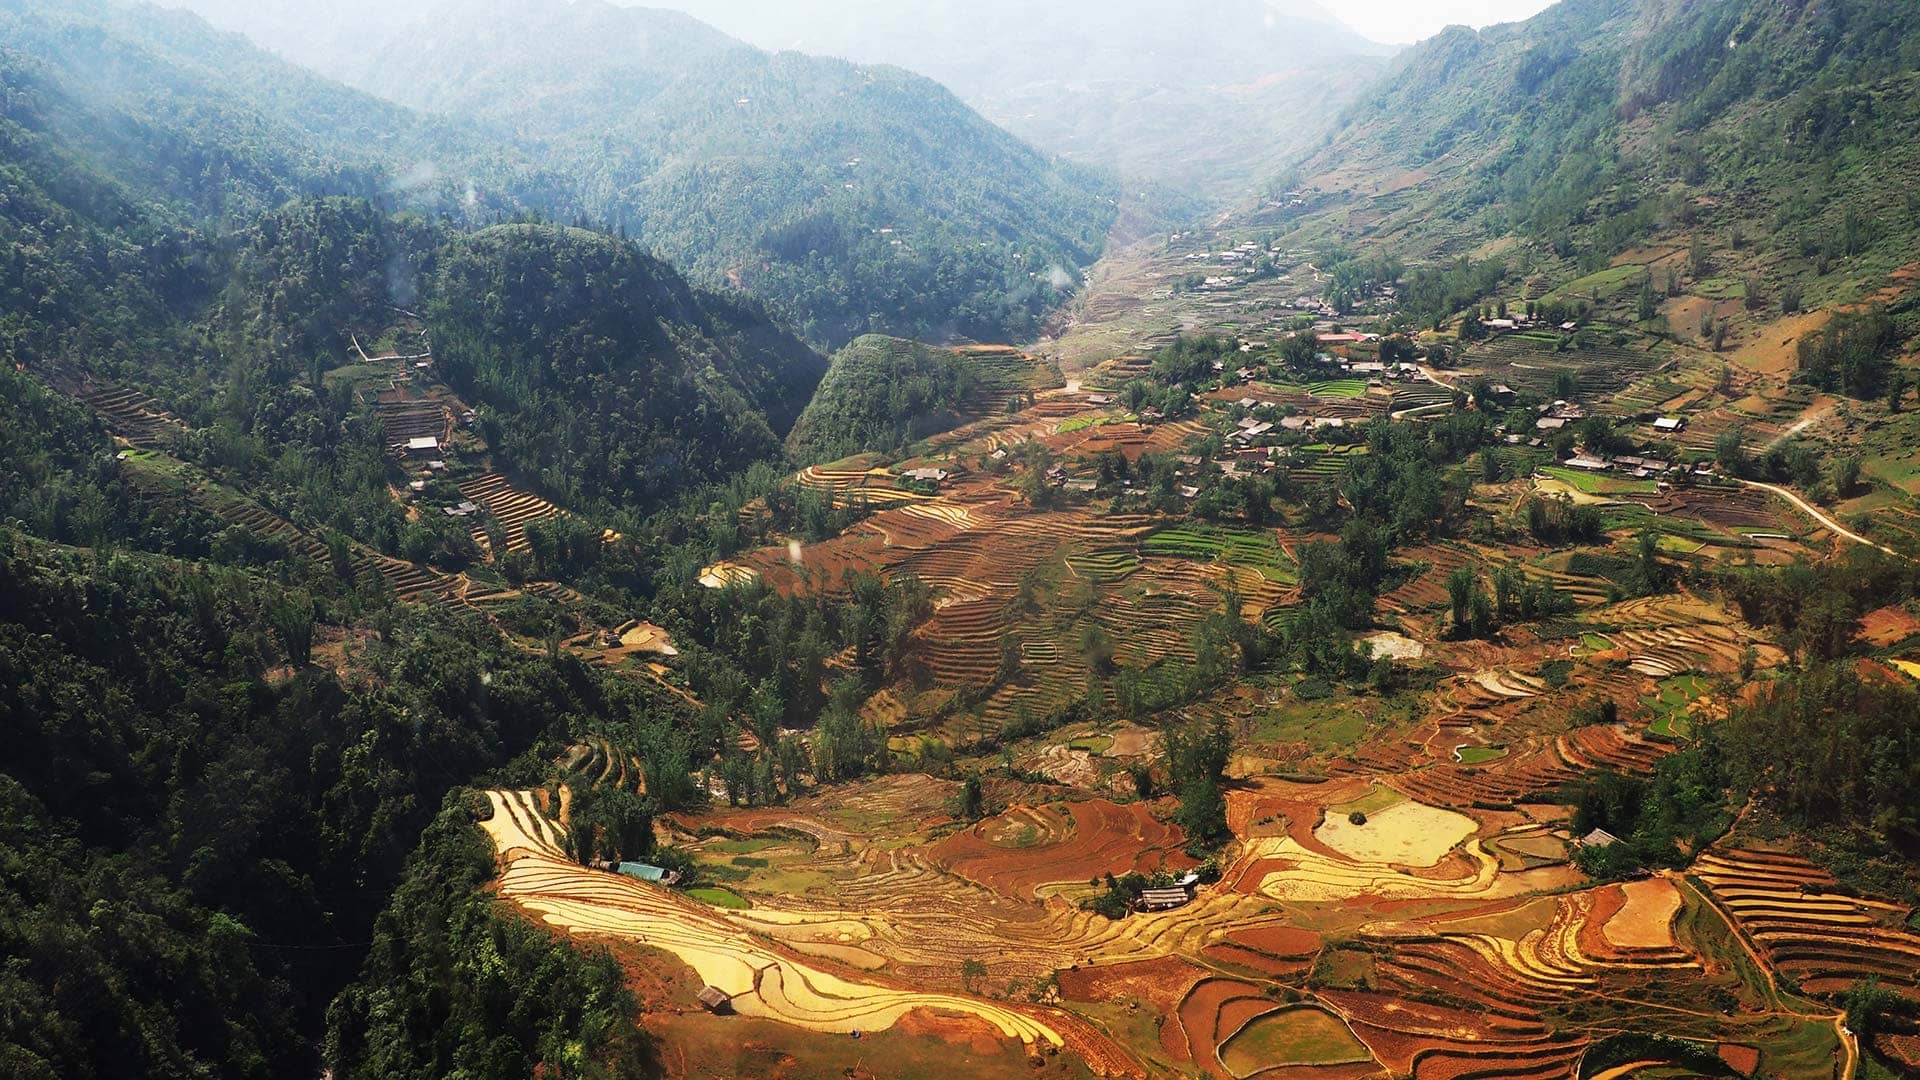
1256, 0, 1920, 315
0, 0, 369, 374
0, 360, 675, 1077
0, 0, 491, 220
26, 0, 1115, 350
0, 11, 758, 1068
3, 0, 830, 515
344, 0, 1118, 347
787, 335, 982, 462
429, 225, 826, 513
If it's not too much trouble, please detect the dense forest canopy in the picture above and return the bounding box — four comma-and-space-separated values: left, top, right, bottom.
785, 335, 979, 462
428, 225, 826, 513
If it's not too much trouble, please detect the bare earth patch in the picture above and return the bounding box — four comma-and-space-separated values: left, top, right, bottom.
1861, 605, 1920, 648
1604, 877, 1682, 950
1313, 800, 1478, 867
1361, 631, 1425, 661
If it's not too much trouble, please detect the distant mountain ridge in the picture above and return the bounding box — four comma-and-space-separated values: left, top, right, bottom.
164, 0, 1392, 203
648, 0, 1395, 198
151, 0, 1123, 348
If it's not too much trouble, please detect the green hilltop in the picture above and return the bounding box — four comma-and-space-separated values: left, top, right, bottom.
1258, 0, 1920, 315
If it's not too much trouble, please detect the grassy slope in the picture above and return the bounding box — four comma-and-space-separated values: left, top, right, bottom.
1253, 0, 1920, 324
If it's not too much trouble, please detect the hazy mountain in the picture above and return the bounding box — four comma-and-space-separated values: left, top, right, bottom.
0, 0, 829, 494
648, 0, 1395, 198
165, 0, 1391, 202
151, 0, 1122, 347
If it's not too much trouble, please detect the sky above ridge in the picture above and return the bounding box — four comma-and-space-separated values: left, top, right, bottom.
1315, 0, 1558, 45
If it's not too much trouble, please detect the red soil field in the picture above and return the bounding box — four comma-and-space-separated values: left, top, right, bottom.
1199, 943, 1313, 979
1718, 1043, 1762, 1075
894, 1007, 1018, 1055
928, 798, 1196, 897
1058, 954, 1208, 1065
1575, 883, 1629, 958
1860, 605, 1920, 648
1056, 955, 1208, 1015
1176, 977, 1271, 1076
1227, 925, 1323, 957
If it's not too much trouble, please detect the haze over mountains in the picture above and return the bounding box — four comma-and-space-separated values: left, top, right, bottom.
170, 0, 1396, 199
129, 0, 1118, 347
648, 0, 1396, 195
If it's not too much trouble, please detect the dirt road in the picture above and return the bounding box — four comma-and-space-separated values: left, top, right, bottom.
1736, 479, 1904, 558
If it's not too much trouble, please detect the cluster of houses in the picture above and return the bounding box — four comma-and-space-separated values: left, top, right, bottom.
1211, 348, 1425, 392
1559, 451, 1711, 481
1227, 397, 1355, 446
1180, 240, 1268, 265
1136, 871, 1204, 912
1482, 316, 1581, 333
1344, 359, 1426, 385
1080, 391, 1166, 421
1527, 397, 1586, 432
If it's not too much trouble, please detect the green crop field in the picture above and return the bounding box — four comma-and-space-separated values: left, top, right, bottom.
1540, 465, 1659, 496
1220, 1007, 1371, 1073
1143, 526, 1297, 582
1645, 674, 1709, 739
1546, 263, 1646, 300
1057, 412, 1134, 433
1308, 379, 1367, 398
1067, 548, 1141, 582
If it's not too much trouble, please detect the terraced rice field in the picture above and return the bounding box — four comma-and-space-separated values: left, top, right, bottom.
1308, 379, 1368, 398
1067, 548, 1141, 582
928, 800, 1195, 898
1642, 674, 1709, 738
1058, 412, 1133, 433
459, 472, 566, 555
1391, 383, 1455, 411
1696, 848, 1920, 998
1313, 799, 1477, 866
1142, 526, 1297, 583
119, 449, 457, 604
373, 391, 449, 447
1537, 466, 1659, 497
1462, 336, 1668, 398
56, 374, 189, 445
556, 735, 645, 794
1391, 723, 1671, 810
480, 790, 1077, 1046
550, 357, 1857, 1076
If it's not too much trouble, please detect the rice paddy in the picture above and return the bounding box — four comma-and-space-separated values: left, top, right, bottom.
440, 348, 1870, 1078
1142, 525, 1297, 582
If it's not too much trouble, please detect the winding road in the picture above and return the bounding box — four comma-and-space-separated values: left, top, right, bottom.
1735, 478, 1904, 558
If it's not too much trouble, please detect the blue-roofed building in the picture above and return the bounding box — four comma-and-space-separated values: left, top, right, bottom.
615, 861, 680, 885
